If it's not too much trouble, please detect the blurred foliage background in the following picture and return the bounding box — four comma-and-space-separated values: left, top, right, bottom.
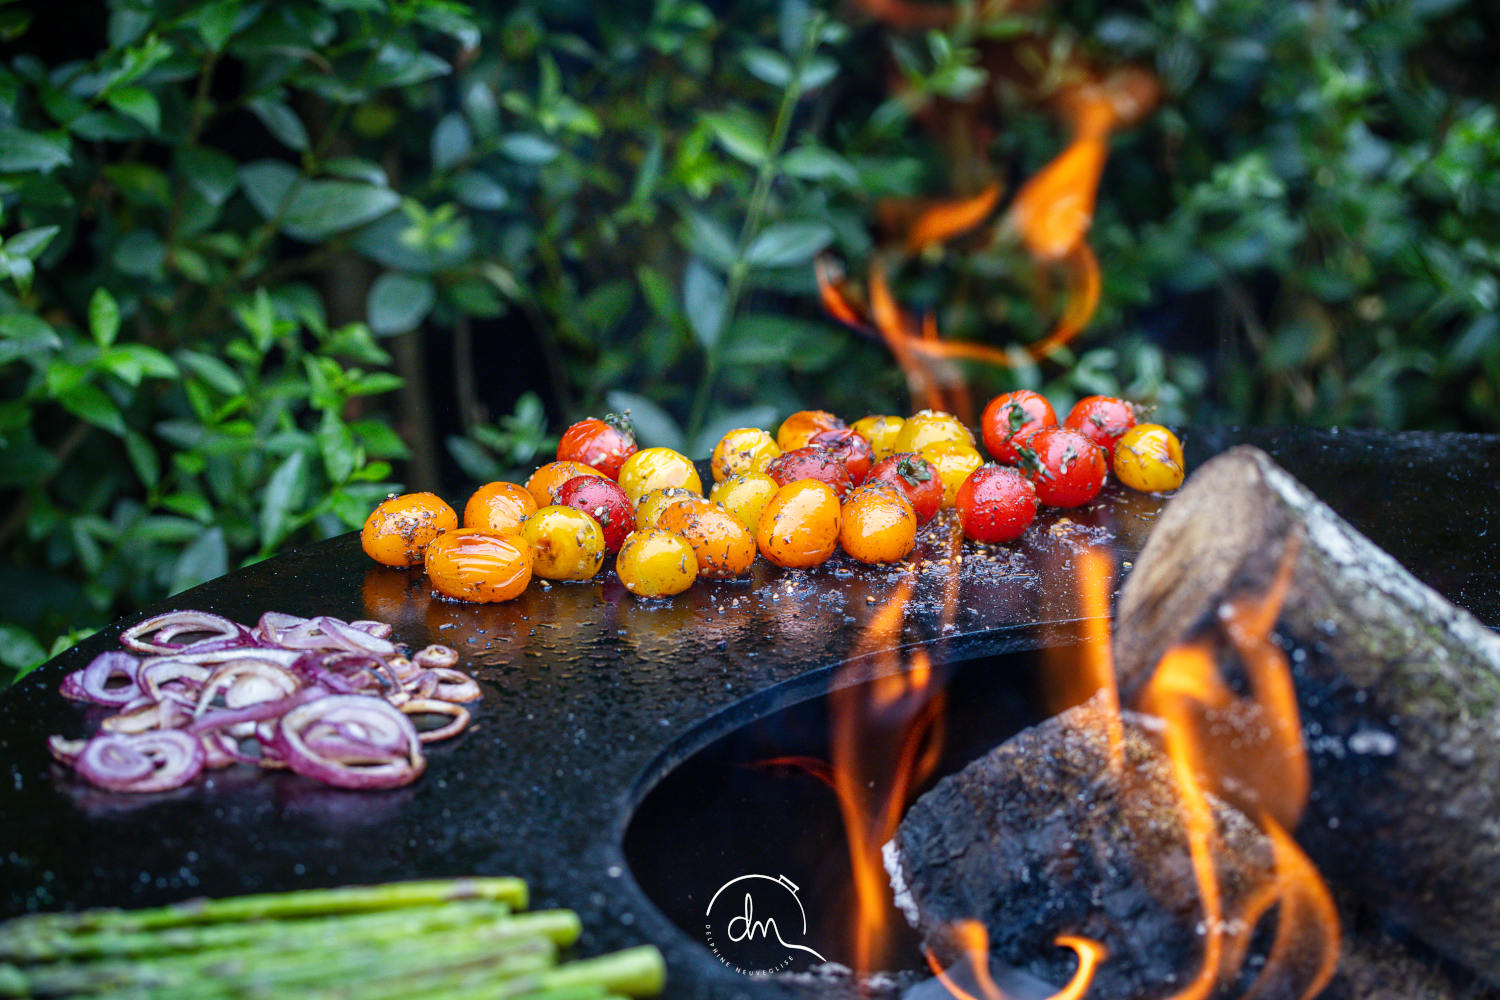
1, 0, 1496, 680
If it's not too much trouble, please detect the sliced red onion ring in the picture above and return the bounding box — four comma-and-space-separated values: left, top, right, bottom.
400, 699, 471, 743
75, 731, 205, 792
102, 699, 190, 734
120, 610, 241, 654
140, 661, 210, 702
193, 660, 299, 718
351, 620, 393, 640
272, 695, 424, 789
187, 687, 328, 735
60, 651, 143, 705
48, 735, 88, 766
413, 645, 459, 669
430, 667, 482, 703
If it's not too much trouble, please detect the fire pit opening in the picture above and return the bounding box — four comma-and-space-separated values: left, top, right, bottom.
622, 641, 1051, 978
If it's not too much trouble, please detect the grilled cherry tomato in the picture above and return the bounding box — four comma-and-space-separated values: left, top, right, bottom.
636, 486, 700, 530
711, 427, 781, 483
556, 412, 637, 480
362, 492, 458, 567
617, 447, 703, 505
1064, 396, 1137, 464
981, 390, 1057, 465
776, 409, 846, 451
555, 475, 635, 553
525, 461, 607, 509
839, 483, 917, 564
865, 453, 943, 523
521, 505, 606, 581
809, 427, 874, 486
765, 446, 854, 499
616, 528, 698, 597
658, 498, 756, 579
1114, 423, 1186, 493
955, 465, 1037, 543
424, 528, 532, 602
1018, 426, 1107, 508
462, 481, 536, 534
756, 480, 842, 569
893, 409, 975, 454
850, 415, 905, 463
918, 440, 985, 508
709, 472, 779, 534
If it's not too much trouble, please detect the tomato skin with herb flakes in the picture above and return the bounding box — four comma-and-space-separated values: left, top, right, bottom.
1018, 426, 1107, 508
635, 486, 699, 529
709, 472, 779, 534
809, 427, 875, 486
617, 447, 703, 505
956, 465, 1038, 543
918, 440, 985, 508
521, 505, 607, 581
756, 480, 842, 569
982, 390, 1058, 465
776, 409, 846, 451
865, 452, 943, 523
850, 414, 905, 462
362, 492, 458, 567
617, 528, 698, 597
658, 498, 756, 579
711, 427, 781, 482
424, 528, 532, 602
1064, 395, 1137, 464
839, 483, 917, 564
525, 460, 607, 509
893, 408, 975, 454
555, 475, 635, 553
462, 481, 536, 534
1114, 423, 1186, 492
557, 413, 637, 480
765, 446, 854, 499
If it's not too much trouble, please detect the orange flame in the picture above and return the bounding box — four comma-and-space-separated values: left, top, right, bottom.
926, 922, 1107, 1000
1043, 545, 1123, 768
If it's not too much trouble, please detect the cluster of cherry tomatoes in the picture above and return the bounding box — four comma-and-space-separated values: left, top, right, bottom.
360, 398, 1184, 603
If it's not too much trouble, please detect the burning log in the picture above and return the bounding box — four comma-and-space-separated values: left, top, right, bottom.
886, 697, 1278, 1000
1113, 445, 1500, 983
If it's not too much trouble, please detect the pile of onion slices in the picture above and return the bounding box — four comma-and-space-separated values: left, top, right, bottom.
49, 610, 479, 793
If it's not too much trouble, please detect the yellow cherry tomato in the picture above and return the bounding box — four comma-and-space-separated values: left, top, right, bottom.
521, 505, 606, 581
775, 409, 845, 451
636, 486, 700, 529
1114, 423, 1186, 493
839, 483, 917, 564
617, 528, 698, 597
851, 415, 906, 462
525, 461, 606, 509
756, 480, 841, 569
709, 472, 778, 534
617, 447, 703, 505
658, 499, 756, 579
423, 528, 532, 603
918, 440, 985, 508
894, 409, 976, 454
711, 427, 782, 483
361, 492, 458, 567
462, 481, 537, 533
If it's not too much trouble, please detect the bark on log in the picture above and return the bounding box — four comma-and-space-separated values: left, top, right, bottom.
1113, 445, 1500, 981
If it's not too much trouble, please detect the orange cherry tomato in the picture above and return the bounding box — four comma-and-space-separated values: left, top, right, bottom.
775, 409, 846, 451
839, 484, 917, 564
462, 481, 537, 533
423, 528, 532, 602
756, 480, 842, 569
636, 486, 700, 529
361, 492, 458, 567
658, 498, 756, 579
1114, 424, 1186, 493
526, 461, 606, 509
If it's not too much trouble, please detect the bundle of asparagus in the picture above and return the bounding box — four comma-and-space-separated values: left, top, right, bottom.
0, 877, 665, 999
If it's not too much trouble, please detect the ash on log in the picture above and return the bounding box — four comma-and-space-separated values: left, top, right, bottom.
1113, 445, 1500, 982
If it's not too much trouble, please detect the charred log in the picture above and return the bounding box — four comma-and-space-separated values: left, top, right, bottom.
1113, 445, 1500, 982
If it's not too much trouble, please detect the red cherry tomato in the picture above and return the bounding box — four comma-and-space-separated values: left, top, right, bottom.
764, 446, 854, 499
809, 427, 875, 486
981, 390, 1057, 465
1018, 427, 1107, 508
955, 465, 1038, 543
555, 475, 636, 552
557, 413, 638, 480
865, 452, 943, 523
1063, 395, 1137, 465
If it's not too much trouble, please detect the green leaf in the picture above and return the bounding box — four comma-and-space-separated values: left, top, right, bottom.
89, 287, 120, 347
240, 160, 400, 241
98, 344, 178, 385
190, 0, 245, 50
741, 47, 794, 87
702, 109, 769, 165
782, 146, 858, 185
463, 80, 500, 138
450, 171, 508, 210
637, 265, 680, 324
0, 624, 45, 675
4, 225, 60, 260
248, 98, 309, 151
105, 86, 160, 131
723, 313, 844, 371
497, 133, 559, 164
177, 349, 244, 394
170, 526, 227, 596
745, 221, 834, 268
58, 383, 126, 435
351, 418, 410, 459
124, 430, 159, 489
111, 230, 167, 279
317, 410, 358, 483
431, 112, 472, 172
605, 390, 684, 453
367, 272, 435, 336
259, 450, 308, 550
0, 127, 70, 173
679, 211, 738, 271
0, 314, 61, 365
682, 259, 726, 349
